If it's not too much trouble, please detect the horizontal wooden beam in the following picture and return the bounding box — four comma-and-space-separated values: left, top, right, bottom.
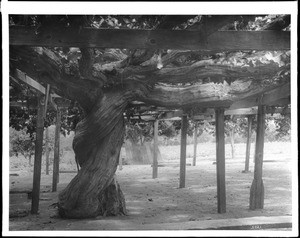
14, 69, 46, 95
226, 107, 290, 116
10, 69, 63, 110
262, 83, 291, 105
225, 107, 258, 116
12, 69, 61, 98
10, 26, 290, 50
229, 83, 290, 110
157, 106, 290, 120
126, 105, 290, 122
10, 101, 29, 108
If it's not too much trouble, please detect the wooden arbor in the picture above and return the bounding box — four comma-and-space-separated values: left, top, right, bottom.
128, 103, 290, 213
9, 15, 291, 216
10, 69, 70, 213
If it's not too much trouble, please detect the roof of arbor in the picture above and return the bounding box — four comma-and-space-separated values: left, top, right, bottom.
9, 15, 291, 121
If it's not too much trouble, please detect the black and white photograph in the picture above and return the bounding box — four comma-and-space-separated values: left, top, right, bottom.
2, 1, 298, 237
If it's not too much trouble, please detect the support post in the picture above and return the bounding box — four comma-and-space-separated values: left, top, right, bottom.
44, 84, 50, 118
243, 115, 253, 173
250, 105, 265, 210
215, 108, 226, 213
193, 122, 198, 166
52, 108, 61, 192
45, 127, 50, 175
152, 120, 158, 179
179, 114, 188, 188
31, 95, 45, 214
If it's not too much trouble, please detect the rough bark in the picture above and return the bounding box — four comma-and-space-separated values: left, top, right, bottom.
58, 91, 131, 218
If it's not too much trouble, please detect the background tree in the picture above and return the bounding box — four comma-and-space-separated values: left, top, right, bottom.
224, 116, 249, 159
10, 128, 36, 165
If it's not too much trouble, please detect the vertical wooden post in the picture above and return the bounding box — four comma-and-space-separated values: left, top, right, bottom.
193, 122, 198, 166
52, 108, 61, 192
152, 120, 158, 179
179, 114, 188, 188
31, 95, 45, 214
44, 84, 50, 118
250, 105, 265, 210
244, 115, 253, 173
45, 127, 50, 175
215, 108, 226, 213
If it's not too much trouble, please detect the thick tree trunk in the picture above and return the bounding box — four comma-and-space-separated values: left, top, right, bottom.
58, 91, 130, 218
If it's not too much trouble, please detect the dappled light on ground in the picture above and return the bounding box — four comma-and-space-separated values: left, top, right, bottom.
9, 142, 292, 230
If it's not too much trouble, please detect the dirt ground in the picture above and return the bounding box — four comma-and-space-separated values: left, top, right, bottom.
7, 142, 294, 232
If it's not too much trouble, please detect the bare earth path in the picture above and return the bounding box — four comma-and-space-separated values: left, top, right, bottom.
8, 142, 294, 231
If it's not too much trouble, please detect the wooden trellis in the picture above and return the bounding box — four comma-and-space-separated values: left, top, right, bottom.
9, 15, 291, 215
10, 70, 68, 213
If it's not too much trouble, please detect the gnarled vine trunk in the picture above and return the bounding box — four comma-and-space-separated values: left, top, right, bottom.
58, 90, 131, 218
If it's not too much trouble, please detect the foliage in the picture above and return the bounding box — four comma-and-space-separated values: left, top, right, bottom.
125, 120, 182, 145
61, 101, 85, 136
10, 127, 35, 163
9, 14, 291, 148
10, 80, 85, 138
197, 112, 291, 144
274, 113, 291, 140
125, 121, 153, 144
125, 118, 216, 145
43, 125, 66, 157
223, 115, 256, 141
9, 81, 56, 134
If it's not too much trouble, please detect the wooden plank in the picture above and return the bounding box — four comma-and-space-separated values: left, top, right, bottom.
229, 83, 290, 109
193, 122, 198, 166
12, 69, 61, 111
31, 95, 45, 214
10, 26, 290, 50
44, 84, 50, 118
15, 69, 45, 94
250, 105, 265, 210
14, 69, 61, 98
215, 108, 226, 213
161, 109, 215, 120
225, 107, 258, 116
179, 114, 188, 188
208, 31, 290, 51
162, 105, 290, 121
269, 98, 291, 106
129, 106, 289, 124
262, 83, 291, 105
10, 101, 31, 108
152, 120, 158, 179
59, 170, 77, 173
131, 105, 290, 122
243, 115, 253, 173
52, 108, 61, 192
